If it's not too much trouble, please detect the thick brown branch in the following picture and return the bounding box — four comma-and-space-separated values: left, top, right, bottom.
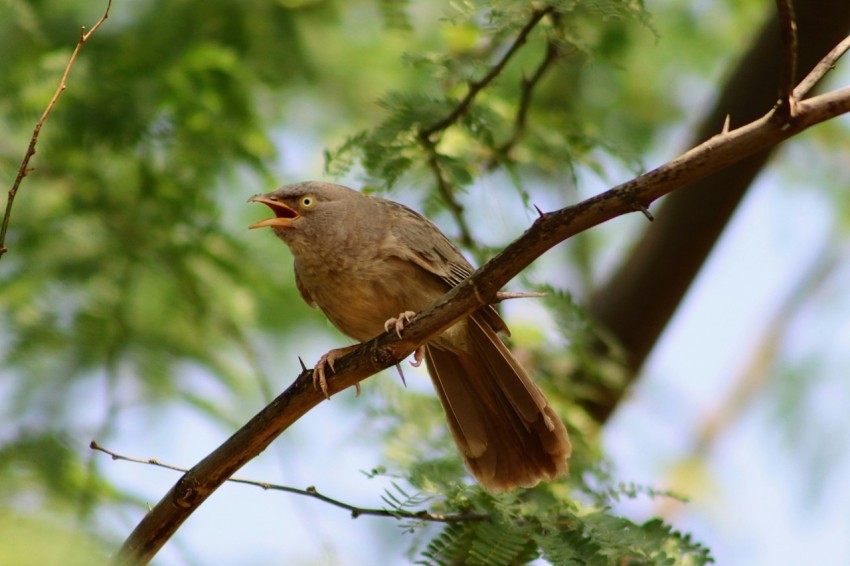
113, 77, 850, 564
0, 0, 112, 259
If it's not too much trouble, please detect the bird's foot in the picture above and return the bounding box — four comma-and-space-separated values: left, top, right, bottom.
384, 310, 416, 338
314, 344, 360, 399
410, 346, 424, 367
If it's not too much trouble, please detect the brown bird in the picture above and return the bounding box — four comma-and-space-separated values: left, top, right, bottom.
249, 181, 570, 492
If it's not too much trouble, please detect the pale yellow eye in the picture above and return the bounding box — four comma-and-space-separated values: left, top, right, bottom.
300, 194, 316, 209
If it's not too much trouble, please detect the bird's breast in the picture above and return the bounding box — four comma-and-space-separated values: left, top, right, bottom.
294, 252, 448, 343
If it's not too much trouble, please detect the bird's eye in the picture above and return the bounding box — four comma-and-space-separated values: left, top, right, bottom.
300, 194, 316, 209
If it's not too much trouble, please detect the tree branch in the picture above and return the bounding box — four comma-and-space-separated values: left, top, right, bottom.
492, 38, 562, 165
587, 0, 850, 399
775, 0, 798, 111
794, 34, 850, 98
420, 136, 476, 250
416, 6, 555, 251
0, 0, 112, 260
418, 7, 555, 141
90, 442, 484, 524
112, 52, 850, 562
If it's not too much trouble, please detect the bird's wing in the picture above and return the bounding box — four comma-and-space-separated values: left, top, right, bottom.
381, 200, 508, 334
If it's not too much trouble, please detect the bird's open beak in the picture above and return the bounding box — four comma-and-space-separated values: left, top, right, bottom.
248, 195, 300, 229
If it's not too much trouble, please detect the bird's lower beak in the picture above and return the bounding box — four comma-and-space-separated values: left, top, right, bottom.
248, 195, 300, 229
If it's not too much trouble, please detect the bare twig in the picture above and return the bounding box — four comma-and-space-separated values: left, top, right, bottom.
92, 441, 189, 474
301, 486, 483, 522
794, 34, 850, 98
0, 0, 112, 260
113, 46, 850, 566
420, 136, 476, 250
775, 0, 799, 112
90, 441, 484, 523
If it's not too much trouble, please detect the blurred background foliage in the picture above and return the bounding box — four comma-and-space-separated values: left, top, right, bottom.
1, 0, 849, 564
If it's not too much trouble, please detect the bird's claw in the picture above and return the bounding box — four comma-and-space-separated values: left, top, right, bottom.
313, 344, 360, 399
313, 315, 419, 398
313, 353, 336, 399
384, 311, 416, 338
410, 346, 424, 368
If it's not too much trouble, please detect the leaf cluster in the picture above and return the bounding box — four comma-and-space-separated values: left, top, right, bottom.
326, 0, 656, 197
0, 0, 323, 416
392, 477, 713, 565
0, 0, 322, 545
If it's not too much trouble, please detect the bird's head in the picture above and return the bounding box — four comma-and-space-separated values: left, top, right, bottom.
249, 181, 370, 252
249, 189, 315, 230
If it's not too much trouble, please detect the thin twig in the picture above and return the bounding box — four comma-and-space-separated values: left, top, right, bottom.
0, 0, 112, 259
492, 39, 562, 165
419, 7, 555, 141
90, 441, 484, 523
775, 0, 798, 113
793, 34, 850, 99
420, 136, 476, 250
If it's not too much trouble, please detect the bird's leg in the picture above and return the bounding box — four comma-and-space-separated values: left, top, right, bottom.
314, 344, 360, 399
384, 310, 416, 338
384, 310, 426, 372
384, 310, 425, 374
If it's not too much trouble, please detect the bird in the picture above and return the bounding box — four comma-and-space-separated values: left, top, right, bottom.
249, 181, 571, 492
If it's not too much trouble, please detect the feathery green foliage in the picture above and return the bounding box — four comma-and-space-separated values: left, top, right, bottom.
6, 0, 848, 563
408, 486, 713, 565
326, 0, 655, 194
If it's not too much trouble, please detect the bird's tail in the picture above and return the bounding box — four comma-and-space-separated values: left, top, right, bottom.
424, 316, 571, 492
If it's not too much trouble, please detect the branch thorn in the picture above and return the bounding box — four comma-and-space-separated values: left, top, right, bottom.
394, 364, 408, 388
533, 203, 545, 218
635, 203, 654, 222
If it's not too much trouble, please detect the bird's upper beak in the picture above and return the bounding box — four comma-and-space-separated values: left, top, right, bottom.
248, 195, 300, 229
